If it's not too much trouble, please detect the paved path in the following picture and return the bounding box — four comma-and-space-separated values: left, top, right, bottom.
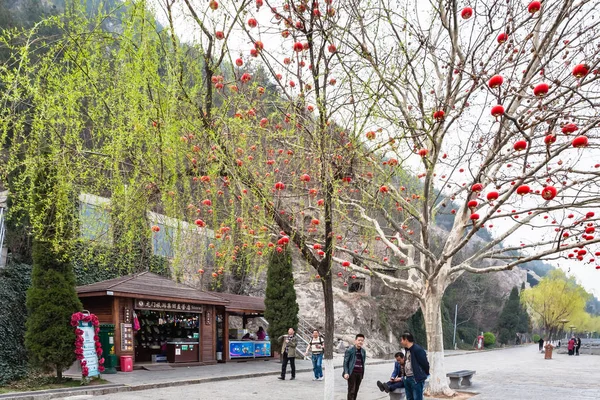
56, 345, 600, 400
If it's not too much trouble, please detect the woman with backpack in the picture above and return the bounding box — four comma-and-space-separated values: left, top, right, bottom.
304, 330, 325, 381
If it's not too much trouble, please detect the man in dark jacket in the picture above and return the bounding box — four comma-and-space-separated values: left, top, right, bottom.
343, 334, 366, 400
401, 332, 430, 400
575, 337, 581, 356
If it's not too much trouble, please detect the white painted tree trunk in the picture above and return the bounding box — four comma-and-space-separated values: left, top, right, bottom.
323, 358, 335, 400
422, 288, 455, 396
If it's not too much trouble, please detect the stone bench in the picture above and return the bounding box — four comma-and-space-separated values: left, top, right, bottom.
446, 370, 475, 389
388, 388, 405, 400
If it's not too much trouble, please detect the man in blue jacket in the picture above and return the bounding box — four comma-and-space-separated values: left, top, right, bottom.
377, 351, 405, 393
401, 332, 430, 400
343, 334, 366, 400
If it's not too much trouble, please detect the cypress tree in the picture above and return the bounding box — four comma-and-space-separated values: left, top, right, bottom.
25, 241, 82, 380
496, 287, 528, 345
264, 247, 299, 350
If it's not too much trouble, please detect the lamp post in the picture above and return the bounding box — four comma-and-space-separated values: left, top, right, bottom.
559, 319, 569, 340
569, 325, 576, 338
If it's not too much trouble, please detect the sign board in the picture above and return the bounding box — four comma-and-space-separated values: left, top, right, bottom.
134, 299, 203, 313
79, 322, 100, 377
120, 323, 133, 352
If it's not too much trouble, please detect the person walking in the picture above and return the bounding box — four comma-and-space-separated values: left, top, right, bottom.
278, 328, 297, 380
401, 332, 430, 400
343, 333, 366, 400
567, 337, 575, 356
538, 337, 545, 352
304, 330, 325, 381
575, 337, 581, 356
256, 326, 266, 341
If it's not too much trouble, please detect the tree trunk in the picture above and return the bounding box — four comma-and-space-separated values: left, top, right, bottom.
56, 365, 62, 381
422, 289, 454, 396
322, 272, 335, 400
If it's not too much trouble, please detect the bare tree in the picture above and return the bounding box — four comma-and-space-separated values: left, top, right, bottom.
336, 0, 600, 394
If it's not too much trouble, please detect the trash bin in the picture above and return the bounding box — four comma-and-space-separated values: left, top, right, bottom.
120, 355, 133, 372
544, 343, 553, 359
99, 324, 117, 374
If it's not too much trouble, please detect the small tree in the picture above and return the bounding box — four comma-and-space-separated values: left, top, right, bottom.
496, 287, 529, 345
25, 240, 82, 380
264, 247, 299, 350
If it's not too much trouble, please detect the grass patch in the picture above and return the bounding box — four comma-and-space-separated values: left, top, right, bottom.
0, 374, 108, 394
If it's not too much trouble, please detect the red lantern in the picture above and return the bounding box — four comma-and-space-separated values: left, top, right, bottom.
513, 140, 527, 151
516, 185, 530, 195
461, 7, 473, 19
486, 191, 499, 201
491, 105, 505, 118
561, 123, 578, 134
572, 136, 588, 148
311, 218, 320, 225
470, 213, 480, 221
544, 134, 557, 145
497, 32, 508, 44
379, 185, 389, 193
215, 31, 224, 40
586, 212, 595, 218
433, 110, 445, 120
300, 174, 311, 182
342, 261, 350, 267
195, 219, 206, 227
488, 75, 504, 88
541, 186, 557, 200
151, 225, 160, 232
528, 1, 541, 13
467, 200, 478, 209
366, 131, 376, 140
209, 0, 218, 10
572, 64, 589, 78
327, 43, 337, 53
533, 83, 549, 97
418, 148, 429, 157
293, 42, 304, 52
471, 183, 484, 193
235, 58, 243, 66
274, 181, 286, 190
247, 18, 258, 28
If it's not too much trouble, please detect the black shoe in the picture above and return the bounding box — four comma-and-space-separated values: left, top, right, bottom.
278, 376, 285, 380
290, 376, 295, 380
382, 383, 390, 393
377, 381, 385, 392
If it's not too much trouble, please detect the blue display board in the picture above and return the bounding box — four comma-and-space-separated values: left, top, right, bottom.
254, 342, 271, 357
229, 341, 254, 358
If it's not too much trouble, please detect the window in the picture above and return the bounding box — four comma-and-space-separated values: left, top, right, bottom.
79, 202, 111, 243
152, 222, 175, 258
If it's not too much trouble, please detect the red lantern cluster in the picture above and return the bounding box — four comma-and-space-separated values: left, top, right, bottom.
433, 110, 445, 120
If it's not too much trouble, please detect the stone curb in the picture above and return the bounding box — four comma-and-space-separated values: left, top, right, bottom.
0, 360, 394, 400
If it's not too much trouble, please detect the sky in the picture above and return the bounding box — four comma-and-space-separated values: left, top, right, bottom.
147, 0, 600, 298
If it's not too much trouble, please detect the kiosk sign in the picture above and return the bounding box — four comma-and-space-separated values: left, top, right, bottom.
79, 321, 100, 377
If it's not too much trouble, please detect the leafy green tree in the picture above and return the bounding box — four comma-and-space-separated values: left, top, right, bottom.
24, 156, 82, 380
496, 287, 529, 345
264, 247, 299, 350
521, 270, 590, 340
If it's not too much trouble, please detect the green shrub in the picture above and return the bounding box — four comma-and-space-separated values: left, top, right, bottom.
483, 332, 496, 347
532, 334, 541, 343
0, 261, 32, 384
